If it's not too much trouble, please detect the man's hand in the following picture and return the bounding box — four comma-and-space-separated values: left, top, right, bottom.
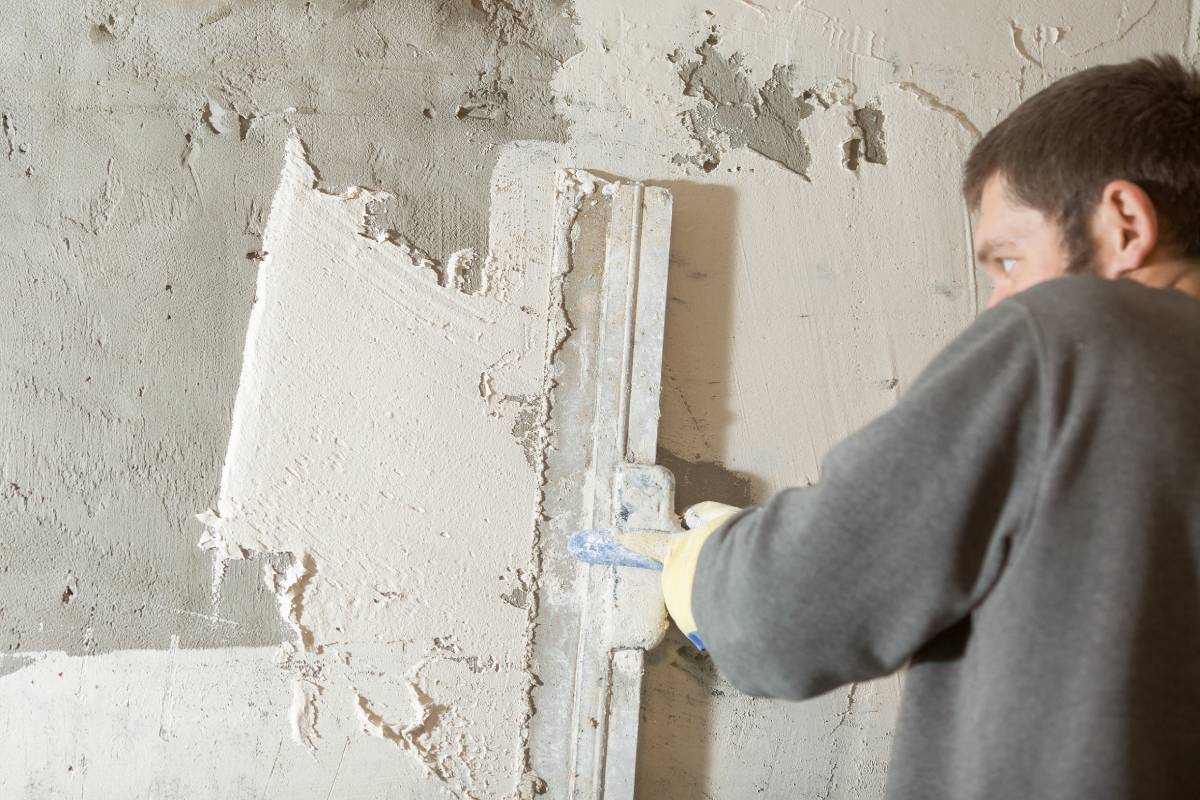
661, 501, 740, 650
570, 500, 742, 650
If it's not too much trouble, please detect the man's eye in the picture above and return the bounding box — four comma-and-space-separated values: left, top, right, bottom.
1000, 258, 1017, 275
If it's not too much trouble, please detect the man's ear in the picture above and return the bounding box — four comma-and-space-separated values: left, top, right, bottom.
1091, 179, 1159, 278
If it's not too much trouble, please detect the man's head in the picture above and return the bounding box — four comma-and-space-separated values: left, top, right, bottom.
963, 55, 1200, 307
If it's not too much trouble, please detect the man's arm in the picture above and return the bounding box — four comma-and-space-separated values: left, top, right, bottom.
692, 300, 1048, 700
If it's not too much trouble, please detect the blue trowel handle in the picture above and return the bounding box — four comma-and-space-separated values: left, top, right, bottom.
568, 527, 663, 571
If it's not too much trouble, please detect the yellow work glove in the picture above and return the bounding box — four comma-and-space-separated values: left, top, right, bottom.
660, 501, 740, 651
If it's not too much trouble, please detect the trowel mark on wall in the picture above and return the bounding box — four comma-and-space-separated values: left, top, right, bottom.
670, 29, 887, 178
60, 572, 79, 605
63, 158, 121, 236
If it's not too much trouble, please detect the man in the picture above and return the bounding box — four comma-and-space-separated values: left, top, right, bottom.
662, 55, 1200, 798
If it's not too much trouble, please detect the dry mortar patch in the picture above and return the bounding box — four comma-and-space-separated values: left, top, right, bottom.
669, 28, 888, 178
851, 105, 888, 168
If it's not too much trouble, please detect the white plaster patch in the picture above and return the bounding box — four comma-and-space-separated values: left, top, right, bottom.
196, 135, 565, 798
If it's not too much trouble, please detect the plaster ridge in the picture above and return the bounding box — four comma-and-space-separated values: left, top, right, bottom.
356, 688, 474, 799
895, 81, 982, 141
1188, 0, 1200, 58
1, 112, 15, 159
1009, 19, 1045, 69
508, 167, 601, 798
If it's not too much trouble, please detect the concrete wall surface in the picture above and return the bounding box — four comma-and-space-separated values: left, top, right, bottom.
1, 0, 1193, 797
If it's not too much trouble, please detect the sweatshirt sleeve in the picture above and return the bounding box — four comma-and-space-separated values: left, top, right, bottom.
691, 300, 1047, 700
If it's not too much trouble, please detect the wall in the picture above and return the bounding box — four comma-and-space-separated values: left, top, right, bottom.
1, 0, 1193, 797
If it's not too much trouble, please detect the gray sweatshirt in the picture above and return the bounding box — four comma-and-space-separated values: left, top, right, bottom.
693, 275, 1200, 799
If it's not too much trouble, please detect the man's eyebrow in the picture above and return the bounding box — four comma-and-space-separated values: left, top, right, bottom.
974, 238, 1016, 263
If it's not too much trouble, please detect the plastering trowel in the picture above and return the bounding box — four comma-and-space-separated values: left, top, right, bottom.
526, 173, 680, 800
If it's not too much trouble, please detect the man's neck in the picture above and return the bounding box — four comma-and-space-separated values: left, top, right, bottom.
1123, 259, 1200, 300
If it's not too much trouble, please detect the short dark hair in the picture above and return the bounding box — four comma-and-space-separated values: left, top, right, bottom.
963, 55, 1200, 273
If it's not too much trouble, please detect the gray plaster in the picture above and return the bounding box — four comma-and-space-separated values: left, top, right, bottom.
855, 105, 889, 166
671, 30, 888, 179
671, 33, 816, 176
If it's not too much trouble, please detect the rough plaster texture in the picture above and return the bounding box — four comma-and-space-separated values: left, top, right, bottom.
0, 0, 576, 655
3, 0, 1197, 797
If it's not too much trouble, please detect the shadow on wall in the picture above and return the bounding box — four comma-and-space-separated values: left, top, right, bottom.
653, 179, 770, 509
635, 179, 766, 798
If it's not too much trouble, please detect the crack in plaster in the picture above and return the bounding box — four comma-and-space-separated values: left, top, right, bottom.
824, 681, 859, 741
1069, 0, 1158, 56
